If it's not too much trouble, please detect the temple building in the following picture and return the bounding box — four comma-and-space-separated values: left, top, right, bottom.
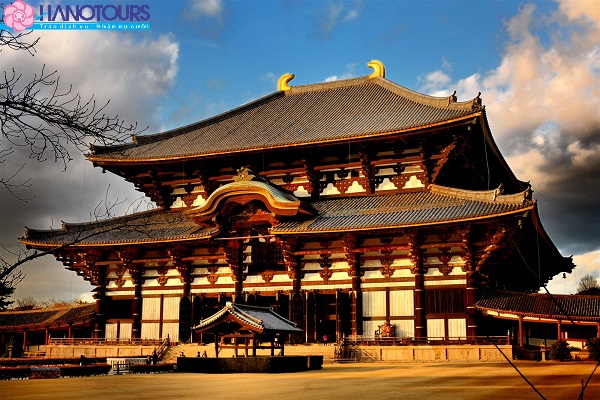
18, 61, 574, 346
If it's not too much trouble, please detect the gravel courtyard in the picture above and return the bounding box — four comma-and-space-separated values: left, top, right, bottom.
1, 361, 598, 400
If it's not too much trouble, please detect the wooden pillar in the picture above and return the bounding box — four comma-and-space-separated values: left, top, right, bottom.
85, 250, 106, 339
93, 265, 108, 339
22, 330, 27, 351
518, 315, 524, 347
129, 266, 144, 340
335, 290, 341, 342
45, 327, 50, 346
465, 271, 478, 339
215, 334, 219, 358
409, 231, 426, 340
350, 252, 363, 337
414, 272, 426, 340
68, 323, 74, 340
557, 320, 562, 340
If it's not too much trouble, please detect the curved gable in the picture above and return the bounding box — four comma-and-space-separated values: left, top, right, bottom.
187, 168, 316, 223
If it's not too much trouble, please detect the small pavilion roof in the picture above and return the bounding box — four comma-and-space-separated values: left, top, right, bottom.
20, 184, 534, 247
476, 289, 600, 321
88, 75, 482, 163
193, 302, 303, 334
0, 304, 96, 331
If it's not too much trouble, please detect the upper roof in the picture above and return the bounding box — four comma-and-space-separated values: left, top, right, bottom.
476, 289, 600, 321
0, 304, 96, 330
193, 302, 303, 334
88, 75, 482, 163
21, 184, 534, 247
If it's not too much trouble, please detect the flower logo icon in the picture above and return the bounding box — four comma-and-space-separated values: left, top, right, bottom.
3, 0, 35, 32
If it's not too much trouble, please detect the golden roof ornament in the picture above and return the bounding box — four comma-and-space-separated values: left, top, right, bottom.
278, 73, 294, 91
233, 166, 256, 182
367, 59, 385, 79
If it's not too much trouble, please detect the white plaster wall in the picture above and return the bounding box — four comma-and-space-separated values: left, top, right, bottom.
162, 323, 179, 342
427, 319, 445, 339
448, 318, 467, 339
105, 323, 118, 339
390, 290, 414, 317
142, 297, 161, 320
395, 320, 415, 338
363, 291, 386, 318
142, 323, 160, 339
163, 297, 180, 320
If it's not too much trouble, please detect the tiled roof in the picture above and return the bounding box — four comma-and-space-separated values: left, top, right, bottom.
89, 76, 480, 162
0, 304, 95, 329
193, 302, 303, 334
476, 290, 600, 321
21, 185, 533, 246
21, 209, 218, 247
272, 186, 533, 234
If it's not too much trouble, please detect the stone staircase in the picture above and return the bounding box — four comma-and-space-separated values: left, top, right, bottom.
161, 343, 336, 364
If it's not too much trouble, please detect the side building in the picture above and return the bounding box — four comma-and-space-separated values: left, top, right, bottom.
19, 62, 572, 345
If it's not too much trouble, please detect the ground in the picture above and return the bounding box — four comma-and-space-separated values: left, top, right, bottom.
1, 361, 598, 400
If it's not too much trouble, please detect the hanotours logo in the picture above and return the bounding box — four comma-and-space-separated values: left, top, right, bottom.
39, 4, 150, 22
1, 0, 151, 31
3, 0, 35, 32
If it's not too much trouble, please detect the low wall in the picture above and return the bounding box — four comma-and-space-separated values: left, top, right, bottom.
178, 355, 323, 373
46, 344, 156, 359
347, 345, 512, 362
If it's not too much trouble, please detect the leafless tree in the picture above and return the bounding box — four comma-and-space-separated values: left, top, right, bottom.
0, 16, 146, 307
577, 274, 599, 293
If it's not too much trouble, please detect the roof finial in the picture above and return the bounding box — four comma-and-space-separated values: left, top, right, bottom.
367, 60, 385, 79
278, 73, 295, 91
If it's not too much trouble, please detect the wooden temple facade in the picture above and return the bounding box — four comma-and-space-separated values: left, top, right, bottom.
20, 61, 573, 345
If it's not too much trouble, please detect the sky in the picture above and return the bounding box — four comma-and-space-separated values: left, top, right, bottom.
0, 0, 598, 303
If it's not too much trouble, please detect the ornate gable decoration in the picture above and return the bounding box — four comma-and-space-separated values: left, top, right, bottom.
187, 167, 317, 224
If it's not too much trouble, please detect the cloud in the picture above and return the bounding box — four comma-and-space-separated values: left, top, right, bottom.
545, 249, 600, 294
417, 0, 600, 260
324, 62, 357, 82
316, 1, 362, 38
1, 29, 179, 301
190, 0, 223, 19
184, 0, 226, 43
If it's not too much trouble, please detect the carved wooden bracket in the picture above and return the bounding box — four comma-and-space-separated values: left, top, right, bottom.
319, 267, 333, 284
128, 265, 144, 285
207, 274, 219, 285
156, 263, 169, 286
437, 247, 453, 275
261, 270, 275, 283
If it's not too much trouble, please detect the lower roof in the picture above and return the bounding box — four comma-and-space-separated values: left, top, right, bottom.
0, 304, 96, 330
21, 185, 533, 247
476, 289, 600, 321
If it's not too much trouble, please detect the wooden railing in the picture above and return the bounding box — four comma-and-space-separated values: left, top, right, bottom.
342, 335, 510, 346
49, 338, 167, 346
155, 337, 170, 359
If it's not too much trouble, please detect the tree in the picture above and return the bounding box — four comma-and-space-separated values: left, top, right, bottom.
0, 14, 143, 309
577, 274, 599, 294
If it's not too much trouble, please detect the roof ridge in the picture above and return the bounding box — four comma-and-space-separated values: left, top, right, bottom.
23, 208, 164, 238
286, 75, 481, 112
429, 184, 534, 205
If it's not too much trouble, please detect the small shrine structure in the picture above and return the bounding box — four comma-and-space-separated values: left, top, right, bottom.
193, 302, 303, 357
